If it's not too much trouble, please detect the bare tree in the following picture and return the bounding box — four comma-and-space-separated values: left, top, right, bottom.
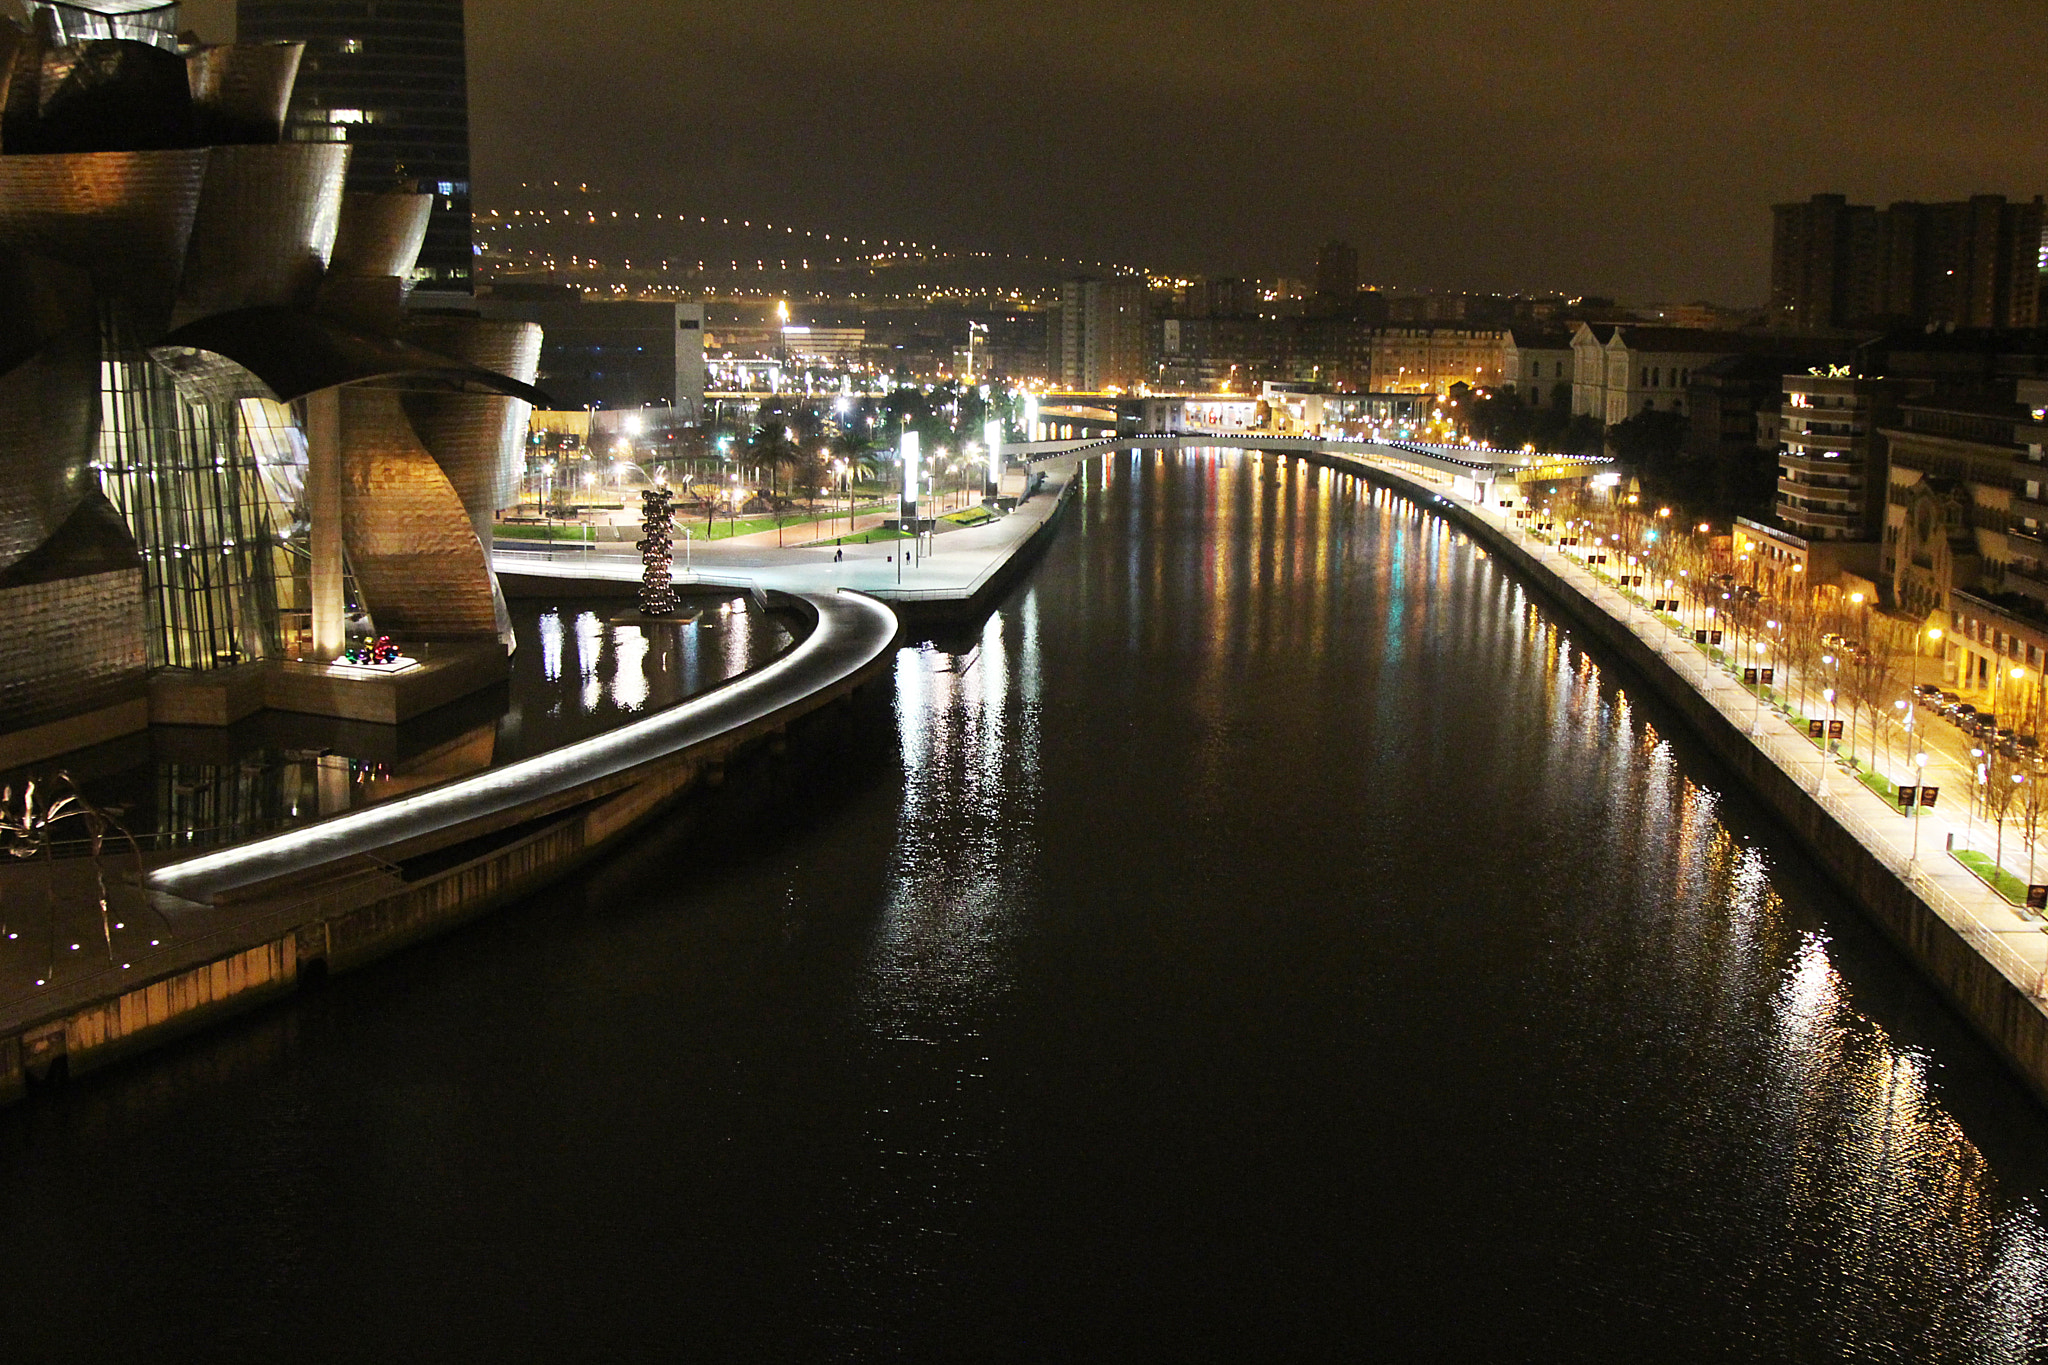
1986, 745, 2028, 874
2020, 756, 2048, 886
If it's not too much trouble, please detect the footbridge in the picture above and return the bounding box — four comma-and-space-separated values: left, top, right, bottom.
1003, 433, 1613, 504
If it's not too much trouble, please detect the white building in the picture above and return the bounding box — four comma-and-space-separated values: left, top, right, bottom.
1569, 323, 1756, 427
1502, 326, 1573, 407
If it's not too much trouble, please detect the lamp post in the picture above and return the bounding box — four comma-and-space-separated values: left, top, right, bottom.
1912, 750, 1928, 866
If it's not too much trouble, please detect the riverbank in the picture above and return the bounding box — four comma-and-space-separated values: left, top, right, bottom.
0, 454, 1086, 1104
0, 590, 900, 1103
494, 459, 1078, 629
1279, 445, 2048, 1107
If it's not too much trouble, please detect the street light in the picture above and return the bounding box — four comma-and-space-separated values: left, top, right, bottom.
1912, 750, 1929, 865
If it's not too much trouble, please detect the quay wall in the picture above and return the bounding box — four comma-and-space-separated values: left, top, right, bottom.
1288, 447, 2048, 1108
885, 475, 1076, 629
0, 594, 897, 1104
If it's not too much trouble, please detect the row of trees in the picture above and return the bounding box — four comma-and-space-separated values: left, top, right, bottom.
660, 384, 1014, 526
1538, 483, 2048, 878
1458, 389, 1777, 527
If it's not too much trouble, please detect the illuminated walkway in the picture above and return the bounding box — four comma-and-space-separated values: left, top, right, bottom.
495, 459, 1077, 609
149, 589, 898, 905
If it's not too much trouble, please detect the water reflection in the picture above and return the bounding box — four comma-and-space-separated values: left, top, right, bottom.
841, 449, 2048, 1355
2, 451, 2046, 1359
0, 592, 791, 855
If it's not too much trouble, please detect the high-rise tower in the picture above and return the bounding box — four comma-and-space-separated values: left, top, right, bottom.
237, 0, 473, 293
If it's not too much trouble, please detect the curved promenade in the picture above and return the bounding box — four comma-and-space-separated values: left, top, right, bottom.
1, 588, 900, 1101
1109, 434, 2048, 1106
152, 590, 898, 904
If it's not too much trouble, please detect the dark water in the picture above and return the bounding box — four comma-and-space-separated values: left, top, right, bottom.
5, 450, 2048, 1362
1, 591, 788, 853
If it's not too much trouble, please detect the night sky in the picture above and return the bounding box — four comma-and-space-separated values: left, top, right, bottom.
184, 0, 2048, 303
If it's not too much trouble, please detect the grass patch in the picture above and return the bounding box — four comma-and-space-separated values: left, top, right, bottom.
500, 511, 865, 543
1952, 848, 2033, 907
1855, 766, 1912, 811
942, 507, 995, 527
823, 527, 912, 545
494, 522, 604, 542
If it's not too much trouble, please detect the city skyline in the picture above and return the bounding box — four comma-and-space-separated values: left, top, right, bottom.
177, 0, 2048, 304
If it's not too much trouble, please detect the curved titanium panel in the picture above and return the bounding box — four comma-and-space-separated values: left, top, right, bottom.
0, 322, 102, 573
329, 191, 431, 280
18, 37, 194, 153
0, 492, 145, 732
185, 40, 300, 144
171, 142, 345, 328
158, 306, 551, 406
0, 147, 205, 335
340, 386, 500, 641
401, 317, 541, 532
0, 245, 94, 375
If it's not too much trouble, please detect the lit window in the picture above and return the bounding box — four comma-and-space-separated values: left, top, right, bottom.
327, 108, 371, 124
338, 37, 362, 53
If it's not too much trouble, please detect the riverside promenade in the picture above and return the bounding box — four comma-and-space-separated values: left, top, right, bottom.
0, 588, 900, 1102
0, 462, 1077, 1102
495, 458, 1078, 627
1290, 444, 2048, 1104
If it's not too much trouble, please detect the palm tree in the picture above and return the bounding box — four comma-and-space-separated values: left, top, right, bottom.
750, 421, 795, 508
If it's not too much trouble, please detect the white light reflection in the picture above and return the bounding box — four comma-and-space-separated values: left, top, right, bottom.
575, 611, 604, 712
539, 608, 564, 683
845, 601, 1046, 1278
611, 624, 649, 711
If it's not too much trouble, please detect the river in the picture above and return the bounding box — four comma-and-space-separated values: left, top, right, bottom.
3, 449, 2046, 1361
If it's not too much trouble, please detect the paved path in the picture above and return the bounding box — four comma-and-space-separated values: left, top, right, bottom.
148, 590, 898, 905
1360, 455, 2048, 998
497, 460, 1075, 604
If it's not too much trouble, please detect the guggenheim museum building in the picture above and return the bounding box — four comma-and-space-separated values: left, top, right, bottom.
0, 0, 544, 770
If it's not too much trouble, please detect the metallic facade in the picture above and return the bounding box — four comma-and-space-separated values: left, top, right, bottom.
0, 0, 544, 743
171, 143, 347, 327
237, 0, 473, 293
339, 386, 498, 641
186, 40, 303, 144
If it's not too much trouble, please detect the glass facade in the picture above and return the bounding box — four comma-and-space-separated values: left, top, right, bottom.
94, 311, 295, 671
237, 0, 473, 292
33, 1, 182, 48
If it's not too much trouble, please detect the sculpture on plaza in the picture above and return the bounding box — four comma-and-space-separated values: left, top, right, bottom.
637, 485, 679, 617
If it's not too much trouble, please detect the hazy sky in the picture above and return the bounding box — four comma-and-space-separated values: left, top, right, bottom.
183, 0, 2048, 303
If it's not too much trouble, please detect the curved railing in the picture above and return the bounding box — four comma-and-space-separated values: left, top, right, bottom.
151, 588, 899, 905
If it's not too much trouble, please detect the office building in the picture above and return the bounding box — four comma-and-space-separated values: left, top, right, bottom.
1771, 192, 2045, 332
1049, 277, 1148, 391
239, 0, 475, 292
481, 291, 705, 420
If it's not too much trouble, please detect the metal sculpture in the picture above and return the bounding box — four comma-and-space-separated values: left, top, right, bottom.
637, 485, 678, 617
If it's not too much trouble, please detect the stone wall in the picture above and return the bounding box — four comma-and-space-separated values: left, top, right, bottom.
1304, 448, 2048, 1108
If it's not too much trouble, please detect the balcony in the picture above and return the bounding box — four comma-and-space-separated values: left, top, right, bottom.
1776, 505, 1861, 534
2011, 494, 2048, 524
1778, 445, 1864, 471
1778, 477, 1863, 502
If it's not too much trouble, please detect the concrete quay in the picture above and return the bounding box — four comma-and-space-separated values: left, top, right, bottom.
0, 588, 900, 1104
1260, 443, 2048, 1109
